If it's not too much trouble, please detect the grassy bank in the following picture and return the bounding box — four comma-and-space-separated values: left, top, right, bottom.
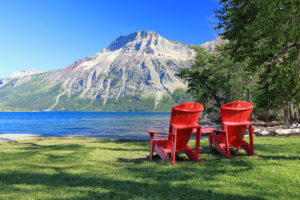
0, 137, 299, 199
0, 106, 30, 112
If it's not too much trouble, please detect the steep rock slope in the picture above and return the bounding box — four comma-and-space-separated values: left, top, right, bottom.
0, 31, 199, 111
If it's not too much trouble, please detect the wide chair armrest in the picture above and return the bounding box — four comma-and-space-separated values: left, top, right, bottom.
145, 130, 172, 136
170, 123, 201, 130
192, 128, 226, 135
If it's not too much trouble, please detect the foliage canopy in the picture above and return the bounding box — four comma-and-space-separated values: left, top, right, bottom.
216, 0, 300, 110
178, 0, 300, 123
176, 45, 255, 108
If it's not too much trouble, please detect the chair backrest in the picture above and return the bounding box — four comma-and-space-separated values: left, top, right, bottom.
220, 101, 253, 123
167, 102, 204, 149
220, 101, 254, 145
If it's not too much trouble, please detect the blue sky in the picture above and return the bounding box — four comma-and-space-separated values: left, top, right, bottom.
0, 0, 220, 77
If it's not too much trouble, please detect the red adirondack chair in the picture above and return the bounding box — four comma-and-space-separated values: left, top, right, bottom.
145, 102, 204, 166
209, 101, 256, 158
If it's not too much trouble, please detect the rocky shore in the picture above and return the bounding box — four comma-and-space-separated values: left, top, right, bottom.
201, 115, 300, 137
253, 123, 300, 136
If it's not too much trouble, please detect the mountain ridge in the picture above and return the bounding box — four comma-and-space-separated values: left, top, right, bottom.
0, 31, 220, 111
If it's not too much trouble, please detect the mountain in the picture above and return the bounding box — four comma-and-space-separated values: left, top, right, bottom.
201, 37, 226, 52
8, 69, 43, 79
0, 31, 216, 111
0, 69, 43, 88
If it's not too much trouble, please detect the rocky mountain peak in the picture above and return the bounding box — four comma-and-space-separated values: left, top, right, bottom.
103, 31, 194, 62
107, 31, 159, 51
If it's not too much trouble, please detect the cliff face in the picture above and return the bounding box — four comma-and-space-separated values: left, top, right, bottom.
0, 31, 217, 111
50, 31, 195, 106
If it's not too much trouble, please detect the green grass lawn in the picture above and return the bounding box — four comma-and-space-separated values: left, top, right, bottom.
0, 137, 299, 200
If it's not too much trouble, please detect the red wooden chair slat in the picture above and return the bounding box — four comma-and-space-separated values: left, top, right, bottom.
146, 102, 203, 166
209, 101, 257, 158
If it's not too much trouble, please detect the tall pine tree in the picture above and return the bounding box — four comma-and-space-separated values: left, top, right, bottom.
216, 0, 300, 124
176, 45, 254, 109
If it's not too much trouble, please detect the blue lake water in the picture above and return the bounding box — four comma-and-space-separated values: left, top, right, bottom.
0, 112, 171, 140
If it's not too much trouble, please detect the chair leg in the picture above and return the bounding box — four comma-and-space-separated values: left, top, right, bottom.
208, 133, 212, 152
149, 141, 154, 160
155, 145, 168, 161
184, 128, 201, 162
170, 151, 176, 166
149, 133, 154, 160
184, 145, 201, 162
194, 128, 201, 161
170, 129, 177, 166
224, 127, 231, 158
241, 144, 251, 155
212, 140, 230, 159
249, 125, 255, 155
185, 145, 196, 160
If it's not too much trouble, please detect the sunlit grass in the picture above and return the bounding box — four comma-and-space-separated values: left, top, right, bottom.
0, 137, 299, 199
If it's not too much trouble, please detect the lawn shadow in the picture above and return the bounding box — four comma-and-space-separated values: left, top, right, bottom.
0, 141, 97, 164
0, 138, 293, 199
258, 154, 300, 161
254, 143, 300, 160
0, 169, 266, 200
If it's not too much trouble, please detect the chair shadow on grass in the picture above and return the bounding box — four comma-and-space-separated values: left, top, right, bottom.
117, 154, 166, 164
117, 147, 257, 175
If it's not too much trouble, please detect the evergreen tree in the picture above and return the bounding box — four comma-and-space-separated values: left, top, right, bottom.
176, 45, 254, 109
216, 0, 300, 124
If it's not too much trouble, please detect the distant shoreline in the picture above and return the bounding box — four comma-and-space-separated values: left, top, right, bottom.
0, 133, 151, 143
0, 107, 31, 112
0, 109, 171, 113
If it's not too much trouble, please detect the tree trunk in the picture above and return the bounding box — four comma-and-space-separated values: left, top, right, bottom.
284, 108, 288, 126
289, 103, 293, 124
295, 107, 300, 123
247, 89, 251, 102
213, 94, 221, 108
284, 102, 293, 126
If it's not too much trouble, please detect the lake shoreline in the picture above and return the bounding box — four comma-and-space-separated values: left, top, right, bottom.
0, 133, 152, 143
2, 126, 300, 144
